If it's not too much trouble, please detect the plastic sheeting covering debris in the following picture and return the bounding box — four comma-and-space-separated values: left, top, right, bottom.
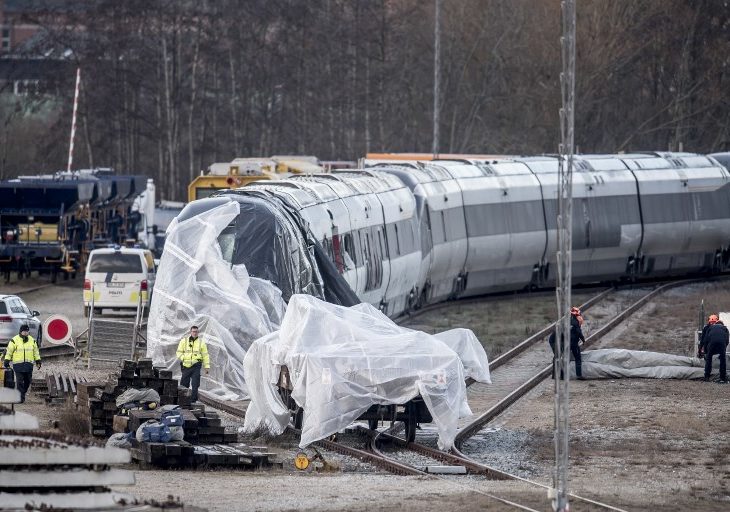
569, 349, 713, 379
146, 200, 286, 400
243, 294, 491, 450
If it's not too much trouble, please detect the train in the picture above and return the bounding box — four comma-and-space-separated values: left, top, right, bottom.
0, 169, 151, 281
174, 151, 730, 318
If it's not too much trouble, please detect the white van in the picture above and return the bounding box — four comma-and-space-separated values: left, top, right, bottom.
83, 248, 156, 316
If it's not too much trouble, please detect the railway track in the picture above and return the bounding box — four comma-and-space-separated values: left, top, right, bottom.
199, 278, 714, 511
454, 279, 703, 447
368, 427, 627, 512
39, 344, 75, 359
313, 427, 547, 512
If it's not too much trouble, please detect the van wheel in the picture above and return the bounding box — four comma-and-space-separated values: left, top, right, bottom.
94, 307, 102, 316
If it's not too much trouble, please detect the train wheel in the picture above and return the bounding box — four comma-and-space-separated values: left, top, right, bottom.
404, 402, 417, 443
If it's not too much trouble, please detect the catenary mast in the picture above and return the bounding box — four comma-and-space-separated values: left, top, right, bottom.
553, 0, 576, 510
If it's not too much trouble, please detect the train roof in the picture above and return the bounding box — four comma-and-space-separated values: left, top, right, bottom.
235, 170, 408, 210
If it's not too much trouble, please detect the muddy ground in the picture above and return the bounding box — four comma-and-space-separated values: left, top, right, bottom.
6, 278, 730, 511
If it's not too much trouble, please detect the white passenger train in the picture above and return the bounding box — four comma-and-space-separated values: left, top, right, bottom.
175, 152, 730, 317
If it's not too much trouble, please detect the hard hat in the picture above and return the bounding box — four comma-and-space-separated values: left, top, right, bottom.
570, 307, 581, 316
709, 314, 719, 324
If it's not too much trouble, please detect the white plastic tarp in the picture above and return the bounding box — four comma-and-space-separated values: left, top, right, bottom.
570, 349, 713, 379
243, 294, 491, 450
147, 200, 286, 400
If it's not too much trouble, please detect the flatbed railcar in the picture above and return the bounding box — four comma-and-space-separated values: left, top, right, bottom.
277, 365, 431, 442
0, 170, 150, 281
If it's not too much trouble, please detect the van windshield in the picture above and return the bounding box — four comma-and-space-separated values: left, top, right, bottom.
89, 253, 143, 273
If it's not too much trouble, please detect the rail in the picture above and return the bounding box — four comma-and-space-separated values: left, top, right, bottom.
367, 427, 627, 511
454, 278, 705, 446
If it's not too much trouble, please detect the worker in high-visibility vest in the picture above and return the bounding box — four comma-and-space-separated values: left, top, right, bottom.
3, 324, 41, 403
175, 325, 210, 402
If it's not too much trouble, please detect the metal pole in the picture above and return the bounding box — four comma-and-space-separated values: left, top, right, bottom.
553, 1, 576, 511
432, 0, 441, 158
87, 283, 95, 369
67, 67, 81, 173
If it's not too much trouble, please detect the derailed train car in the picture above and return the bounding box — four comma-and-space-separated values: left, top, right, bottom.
0, 170, 150, 281
175, 152, 730, 318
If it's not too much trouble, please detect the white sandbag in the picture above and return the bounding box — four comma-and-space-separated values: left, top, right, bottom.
106, 433, 132, 448
168, 426, 184, 441
115, 388, 161, 408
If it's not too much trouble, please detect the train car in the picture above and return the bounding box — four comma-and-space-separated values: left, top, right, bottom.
242, 170, 421, 316
0, 169, 152, 281
172, 151, 730, 319
619, 153, 730, 276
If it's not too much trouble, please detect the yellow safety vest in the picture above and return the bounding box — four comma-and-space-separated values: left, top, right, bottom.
176, 337, 210, 369
4, 335, 41, 364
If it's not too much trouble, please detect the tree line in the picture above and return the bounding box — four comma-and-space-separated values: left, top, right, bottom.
1, 0, 728, 201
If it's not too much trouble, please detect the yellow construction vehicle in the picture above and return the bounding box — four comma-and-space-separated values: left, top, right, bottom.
187, 156, 326, 202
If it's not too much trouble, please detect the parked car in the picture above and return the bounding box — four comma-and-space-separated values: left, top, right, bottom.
83, 247, 156, 317
0, 295, 42, 347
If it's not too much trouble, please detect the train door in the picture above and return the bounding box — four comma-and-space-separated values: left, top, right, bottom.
419, 199, 435, 302
628, 159, 690, 276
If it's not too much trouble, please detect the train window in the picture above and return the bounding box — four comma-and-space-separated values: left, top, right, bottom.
218, 227, 237, 263
343, 233, 357, 266
362, 231, 375, 291
422, 209, 433, 254
332, 234, 344, 273
441, 211, 448, 241
394, 224, 401, 256
429, 207, 445, 244
375, 228, 384, 284
444, 208, 466, 241
405, 219, 418, 253
376, 228, 383, 260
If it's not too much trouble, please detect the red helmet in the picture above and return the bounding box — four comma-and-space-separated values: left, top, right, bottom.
709, 314, 719, 325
